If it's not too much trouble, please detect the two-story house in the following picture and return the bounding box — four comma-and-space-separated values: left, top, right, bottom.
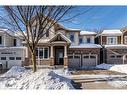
0, 29, 27, 69
97, 29, 127, 64
23, 23, 102, 69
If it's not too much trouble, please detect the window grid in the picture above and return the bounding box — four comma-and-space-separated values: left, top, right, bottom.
107, 37, 117, 45
36, 47, 49, 59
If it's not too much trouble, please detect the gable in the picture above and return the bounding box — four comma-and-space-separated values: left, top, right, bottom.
49, 32, 71, 44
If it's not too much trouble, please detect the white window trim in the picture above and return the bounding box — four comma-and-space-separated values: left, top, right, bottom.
85, 36, 92, 44
69, 32, 75, 43
124, 36, 127, 44
36, 47, 49, 60
109, 54, 122, 59
0, 35, 2, 45
107, 37, 117, 45
79, 37, 83, 44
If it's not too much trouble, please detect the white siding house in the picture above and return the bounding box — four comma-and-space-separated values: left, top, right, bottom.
0, 29, 27, 69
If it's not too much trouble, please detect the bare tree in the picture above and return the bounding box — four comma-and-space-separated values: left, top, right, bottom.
0, 6, 92, 72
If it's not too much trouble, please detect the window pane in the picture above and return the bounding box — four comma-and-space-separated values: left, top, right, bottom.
16, 57, 21, 60
84, 55, 89, 58
9, 57, 15, 60
110, 55, 115, 58
44, 48, 48, 58
68, 56, 73, 59
87, 38, 91, 43
46, 31, 49, 37
70, 34, 74, 42
14, 39, 16, 46
116, 55, 122, 58
39, 48, 43, 59
0, 36, 2, 44
1, 57, 6, 60
79, 37, 83, 44
108, 37, 116, 44
74, 56, 80, 58
90, 55, 96, 58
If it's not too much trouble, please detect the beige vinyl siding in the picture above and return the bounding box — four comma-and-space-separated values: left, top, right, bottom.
83, 36, 95, 44
4, 34, 14, 47
74, 32, 79, 45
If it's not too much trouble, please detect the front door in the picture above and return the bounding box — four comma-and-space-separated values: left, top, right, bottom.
55, 47, 64, 65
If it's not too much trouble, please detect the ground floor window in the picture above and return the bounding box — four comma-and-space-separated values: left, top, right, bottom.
1, 57, 6, 60
16, 57, 21, 60
9, 57, 15, 60
109, 54, 122, 59
36, 47, 49, 59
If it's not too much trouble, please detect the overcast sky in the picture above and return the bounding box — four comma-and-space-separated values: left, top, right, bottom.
61, 6, 127, 31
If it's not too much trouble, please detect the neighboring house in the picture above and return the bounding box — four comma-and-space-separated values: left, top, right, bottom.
96, 29, 127, 64
22, 24, 102, 69
0, 29, 27, 69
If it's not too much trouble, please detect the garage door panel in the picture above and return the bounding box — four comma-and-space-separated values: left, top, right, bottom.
68, 54, 80, 68
8, 60, 22, 69
82, 54, 97, 67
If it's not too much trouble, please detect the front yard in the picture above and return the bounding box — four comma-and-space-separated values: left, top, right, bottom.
1, 63, 127, 89
72, 69, 126, 75
0, 66, 75, 89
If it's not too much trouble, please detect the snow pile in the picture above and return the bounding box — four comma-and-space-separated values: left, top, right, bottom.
2, 66, 26, 77
96, 63, 127, 74
0, 66, 74, 89
96, 63, 113, 70
42, 71, 74, 89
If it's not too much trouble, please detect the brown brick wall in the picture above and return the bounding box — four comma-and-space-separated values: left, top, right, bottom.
68, 48, 100, 54
106, 49, 127, 64
117, 36, 121, 44
123, 31, 127, 44
102, 36, 107, 45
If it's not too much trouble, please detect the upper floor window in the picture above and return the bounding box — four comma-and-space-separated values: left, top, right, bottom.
13, 39, 16, 46
45, 31, 49, 37
0, 36, 2, 44
79, 37, 83, 44
124, 36, 127, 44
107, 37, 117, 44
70, 33, 74, 42
86, 37, 91, 43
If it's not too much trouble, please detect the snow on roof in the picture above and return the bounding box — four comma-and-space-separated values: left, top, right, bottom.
100, 30, 122, 36
38, 39, 50, 43
80, 31, 97, 35
0, 46, 27, 49
69, 44, 102, 48
0, 29, 14, 36
104, 44, 127, 49
58, 23, 80, 31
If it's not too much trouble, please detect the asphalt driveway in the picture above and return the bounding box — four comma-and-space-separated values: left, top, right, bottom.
72, 69, 126, 75
70, 69, 127, 89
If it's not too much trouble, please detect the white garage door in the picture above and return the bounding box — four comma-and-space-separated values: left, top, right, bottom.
7, 57, 22, 69
68, 54, 81, 68
82, 54, 97, 67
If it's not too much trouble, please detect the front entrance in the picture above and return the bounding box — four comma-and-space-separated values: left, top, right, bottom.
55, 46, 64, 65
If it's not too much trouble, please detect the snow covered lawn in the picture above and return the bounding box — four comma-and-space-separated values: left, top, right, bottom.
96, 63, 127, 74
0, 66, 74, 89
